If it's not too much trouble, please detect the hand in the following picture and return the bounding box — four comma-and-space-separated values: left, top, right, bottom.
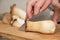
26, 0, 51, 19
52, 0, 60, 8
52, 8, 59, 25
52, 0, 60, 25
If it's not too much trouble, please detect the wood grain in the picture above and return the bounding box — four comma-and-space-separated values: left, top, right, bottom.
0, 22, 60, 40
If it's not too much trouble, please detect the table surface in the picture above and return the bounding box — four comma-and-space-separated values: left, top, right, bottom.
0, 22, 60, 40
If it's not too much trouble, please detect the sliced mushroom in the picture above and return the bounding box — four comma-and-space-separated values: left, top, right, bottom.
12, 18, 25, 28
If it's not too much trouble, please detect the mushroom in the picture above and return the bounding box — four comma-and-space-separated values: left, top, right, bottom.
10, 4, 26, 28
2, 12, 11, 24
26, 20, 56, 34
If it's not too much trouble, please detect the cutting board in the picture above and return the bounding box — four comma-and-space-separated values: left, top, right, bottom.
0, 22, 60, 40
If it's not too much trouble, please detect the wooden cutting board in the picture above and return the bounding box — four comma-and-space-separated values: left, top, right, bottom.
0, 22, 60, 40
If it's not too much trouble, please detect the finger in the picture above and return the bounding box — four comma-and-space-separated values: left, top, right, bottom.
52, 8, 59, 25
26, 1, 33, 19
40, 0, 51, 11
26, 0, 38, 19
34, 0, 46, 15
52, 0, 60, 8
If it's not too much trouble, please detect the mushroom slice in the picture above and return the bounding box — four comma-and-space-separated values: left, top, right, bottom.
12, 17, 25, 28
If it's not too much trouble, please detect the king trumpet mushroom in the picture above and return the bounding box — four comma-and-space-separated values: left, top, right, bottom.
2, 12, 11, 24
26, 20, 56, 34
10, 4, 26, 28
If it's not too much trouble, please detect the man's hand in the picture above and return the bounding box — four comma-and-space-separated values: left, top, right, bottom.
26, 0, 51, 19
52, 0, 60, 25
52, 8, 59, 25
52, 0, 60, 8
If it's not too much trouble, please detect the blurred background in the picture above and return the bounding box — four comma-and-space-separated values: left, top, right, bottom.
0, 0, 27, 20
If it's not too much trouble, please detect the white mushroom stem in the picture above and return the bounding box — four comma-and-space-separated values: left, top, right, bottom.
26, 20, 56, 34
